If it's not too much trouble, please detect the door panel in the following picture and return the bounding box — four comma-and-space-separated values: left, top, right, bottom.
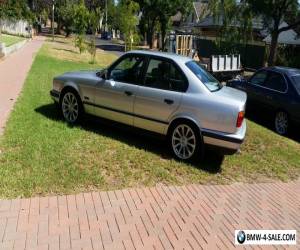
134, 86, 182, 134
94, 79, 138, 125
246, 70, 269, 109
133, 57, 186, 134
93, 54, 145, 126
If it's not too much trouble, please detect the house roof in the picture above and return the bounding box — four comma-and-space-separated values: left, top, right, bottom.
193, 1, 209, 21
171, 1, 209, 24
171, 12, 182, 23
263, 22, 300, 45
194, 15, 263, 30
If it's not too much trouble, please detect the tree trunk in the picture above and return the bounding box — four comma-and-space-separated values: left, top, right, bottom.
161, 19, 167, 51
148, 18, 156, 49
268, 31, 279, 66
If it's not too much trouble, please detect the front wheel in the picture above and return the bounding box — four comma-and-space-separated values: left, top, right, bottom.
169, 122, 203, 162
60, 91, 83, 124
274, 111, 289, 135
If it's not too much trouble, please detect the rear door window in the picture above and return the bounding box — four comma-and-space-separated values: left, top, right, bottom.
250, 70, 268, 86
265, 72, 287, 92
144, 58, 188, 92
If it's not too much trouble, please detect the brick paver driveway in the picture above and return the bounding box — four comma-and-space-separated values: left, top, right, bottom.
0, 181, 299, 250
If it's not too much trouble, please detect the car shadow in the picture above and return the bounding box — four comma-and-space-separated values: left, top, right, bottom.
246, 108, 300, 143
35, 103, 224, 174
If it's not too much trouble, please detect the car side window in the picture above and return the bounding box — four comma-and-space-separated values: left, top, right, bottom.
144, 58, 188, 92
250, 71, 268, 86
109, 55, 144, 84
265, 72, 287, 92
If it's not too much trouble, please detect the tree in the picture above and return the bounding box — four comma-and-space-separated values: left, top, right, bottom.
246, 0, 300, 66
73, 0, 89, 53
116, 0, 139, 51
135, 0, 192, 49
209, 0, 253, 53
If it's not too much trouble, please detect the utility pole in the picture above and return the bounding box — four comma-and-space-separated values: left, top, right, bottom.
52, 0, 55, 41
105, 0, 108, 32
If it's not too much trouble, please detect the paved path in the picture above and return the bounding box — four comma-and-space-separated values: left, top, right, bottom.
0, 37, 44, 135
0, 181, 299, 250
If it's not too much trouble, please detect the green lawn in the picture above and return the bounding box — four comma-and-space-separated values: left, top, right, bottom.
0, 34, 25, 47
0, 42, 299, 198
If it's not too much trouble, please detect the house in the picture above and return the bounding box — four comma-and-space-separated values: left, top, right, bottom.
263, 22, 300, 46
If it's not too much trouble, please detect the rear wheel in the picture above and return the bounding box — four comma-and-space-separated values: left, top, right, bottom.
169, 121, 203, 162
60, 90, 83, 124
274, 111, 289, 135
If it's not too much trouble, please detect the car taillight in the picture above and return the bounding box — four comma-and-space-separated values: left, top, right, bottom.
236, 111, 245, 128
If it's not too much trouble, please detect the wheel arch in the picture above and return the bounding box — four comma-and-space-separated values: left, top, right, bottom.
59, 83, 81, 104
167, 116, 202, 138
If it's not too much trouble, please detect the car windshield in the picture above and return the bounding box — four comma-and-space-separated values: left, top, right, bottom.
186, 61, 222, 92
292, 75, 300, 95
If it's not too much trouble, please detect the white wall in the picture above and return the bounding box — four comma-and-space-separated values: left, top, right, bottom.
0, 19, 32, 38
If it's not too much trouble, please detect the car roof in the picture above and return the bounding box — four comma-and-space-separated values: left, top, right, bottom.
266, 66, 300, 76
125, 50, 192, 64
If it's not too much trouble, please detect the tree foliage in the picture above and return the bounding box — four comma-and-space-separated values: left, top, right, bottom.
210, 0, 300, 65
246, 0, 300, 65
209, 0, 253, 53
0, 0, 33, 21
116, 0, 140, 51
135, 0, 193, 49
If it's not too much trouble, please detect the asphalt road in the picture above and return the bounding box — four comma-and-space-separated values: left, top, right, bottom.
93, 37, 125, 57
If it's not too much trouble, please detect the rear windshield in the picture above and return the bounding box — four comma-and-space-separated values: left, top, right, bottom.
292, 75, 300, 94
186, 61, 222, 92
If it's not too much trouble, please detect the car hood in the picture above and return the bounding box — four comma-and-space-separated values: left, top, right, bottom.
60, 70, 100, 79
213, 86, 247, 108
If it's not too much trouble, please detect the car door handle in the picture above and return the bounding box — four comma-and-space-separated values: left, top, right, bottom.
266, 95, 273, 100
164, 99, 174, 105
124, 91, 133, 96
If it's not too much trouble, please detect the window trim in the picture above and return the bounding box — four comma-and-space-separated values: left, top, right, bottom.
249, 69, 289, 94
141, 55, 189, 93
291, 74, 300, 96
107, 53, 146, 86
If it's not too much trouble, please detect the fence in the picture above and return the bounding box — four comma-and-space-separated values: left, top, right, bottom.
195, 38, 266, 70
0, 19, 31, 38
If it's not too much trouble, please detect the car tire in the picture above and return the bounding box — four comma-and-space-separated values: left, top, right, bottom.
60, 90, 83, 124
274, 111, 289, 135
168, 121, 203, 162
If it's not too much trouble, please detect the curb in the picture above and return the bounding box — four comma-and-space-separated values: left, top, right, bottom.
0, 39, 30, 59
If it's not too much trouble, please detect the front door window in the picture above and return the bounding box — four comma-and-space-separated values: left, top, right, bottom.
109, 55, 145, 85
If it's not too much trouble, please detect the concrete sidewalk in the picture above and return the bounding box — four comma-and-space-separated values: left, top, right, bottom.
0, 37, 44, 135
0, 180, 299, 249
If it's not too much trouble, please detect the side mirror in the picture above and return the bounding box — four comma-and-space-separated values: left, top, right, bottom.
99, 69, 108, 80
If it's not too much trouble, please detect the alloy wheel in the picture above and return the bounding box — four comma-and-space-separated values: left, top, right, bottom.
275, 111, 288, 135
62, 92, 79, 123
172, 124, 196, 160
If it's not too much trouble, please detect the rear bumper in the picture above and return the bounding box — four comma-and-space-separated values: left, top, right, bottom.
50, 90, 60, 102
202, 121, 246, 154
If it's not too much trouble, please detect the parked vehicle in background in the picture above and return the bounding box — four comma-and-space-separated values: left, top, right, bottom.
50, 51, 247, 162
228, 67, 300, 135
101, 31, 112, 40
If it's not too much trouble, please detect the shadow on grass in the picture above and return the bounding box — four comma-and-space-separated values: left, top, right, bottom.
246, 108, 300, 143
96, 44, 125, 52
35, 103, 224, 174
54, 48, 77, 54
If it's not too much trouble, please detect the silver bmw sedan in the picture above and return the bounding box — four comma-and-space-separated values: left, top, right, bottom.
50, 50, 247, 162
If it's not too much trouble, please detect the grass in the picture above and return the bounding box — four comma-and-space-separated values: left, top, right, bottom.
0, 34, 25, 47
0, 38, 299, 198
40, 35, 117, 67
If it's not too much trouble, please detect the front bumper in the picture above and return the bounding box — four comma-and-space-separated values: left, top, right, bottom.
50, 90, 60, 102
202, 120, 246, 154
